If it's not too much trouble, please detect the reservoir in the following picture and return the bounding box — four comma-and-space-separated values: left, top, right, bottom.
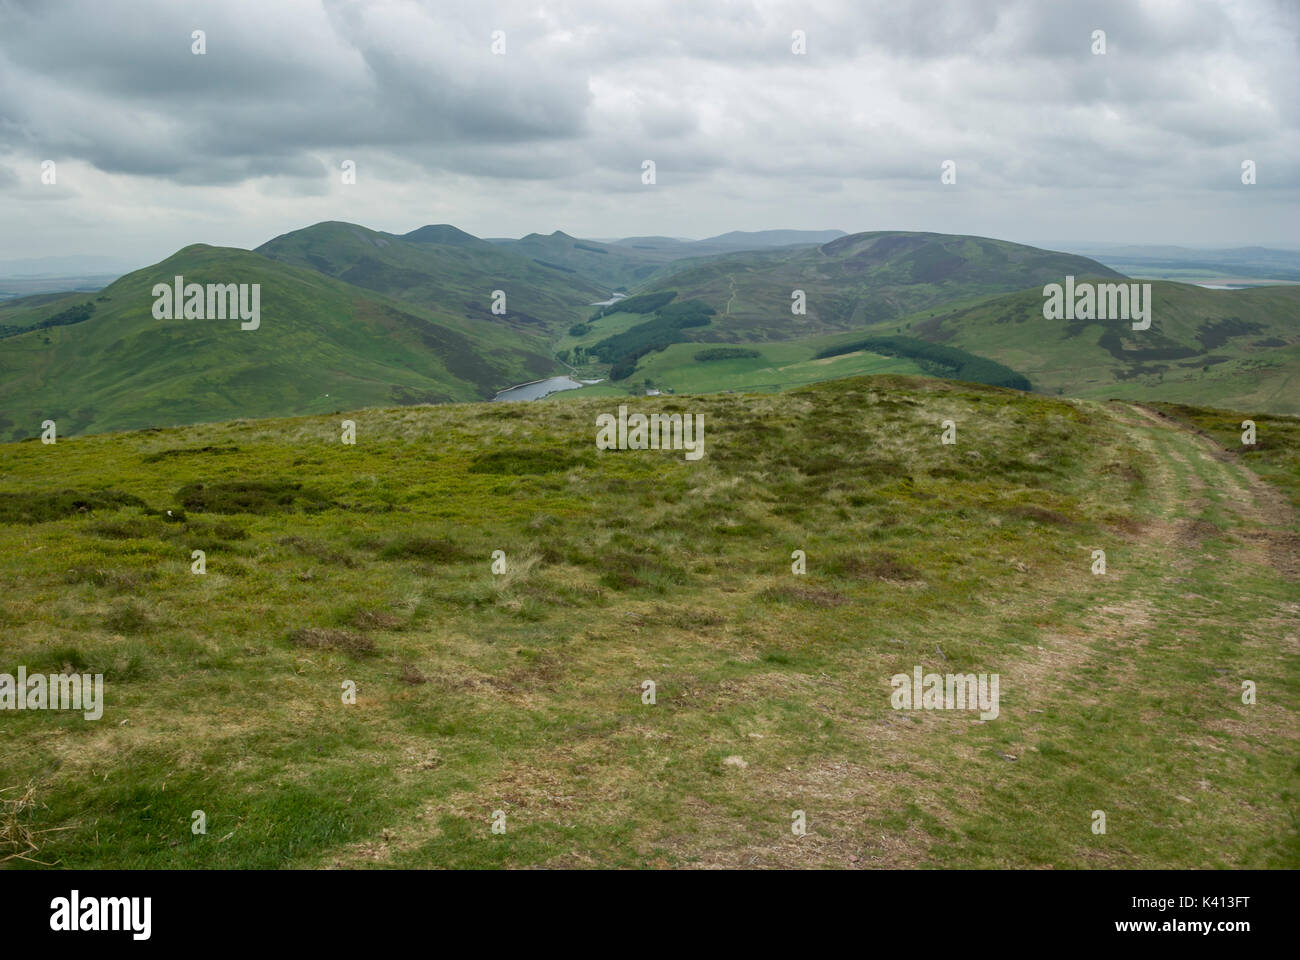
492, 376, 601, 402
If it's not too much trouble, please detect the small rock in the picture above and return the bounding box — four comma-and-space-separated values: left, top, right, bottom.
995, 751, 1018, 762
722, 755, 748, 769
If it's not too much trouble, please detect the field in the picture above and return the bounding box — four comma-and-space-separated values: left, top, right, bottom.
631, 341, 924, 394
866, 282, 1300, 416
2, 375, 1295, 868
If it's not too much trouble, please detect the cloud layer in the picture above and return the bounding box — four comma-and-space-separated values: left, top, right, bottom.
1, 0, 1296, 264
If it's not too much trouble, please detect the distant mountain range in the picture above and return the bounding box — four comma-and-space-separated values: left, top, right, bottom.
484, 228, 849, 290
2, 222, 1297, 440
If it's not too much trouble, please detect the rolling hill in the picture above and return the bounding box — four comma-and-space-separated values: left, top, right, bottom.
0, 244, 561, 440
580, 231, 1299, 414
551, 231, 1127, 393
6, 222, 1299, 438
484, 230, 670, 291
858, 280, 1300, 414
635, 231, 1127, 340
256, 221, 606, 331
485, 228, 849, 292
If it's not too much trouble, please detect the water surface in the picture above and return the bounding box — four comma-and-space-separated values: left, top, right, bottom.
493, 376, 592, 402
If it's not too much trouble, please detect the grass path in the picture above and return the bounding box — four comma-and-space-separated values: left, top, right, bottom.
924, 403, 1298, 868
323, 398, 1298, 868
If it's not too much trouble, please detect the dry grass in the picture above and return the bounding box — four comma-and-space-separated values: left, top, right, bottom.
287, 627, 376, 657
0, 783, 67, 866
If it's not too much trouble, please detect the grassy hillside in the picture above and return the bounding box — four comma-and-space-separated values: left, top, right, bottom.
490, 230, 846, 292
1, 376, 1294, 868
0, 290, 98, 338
557, 297, 1026, 396
0, 245, 560, 439
257, 221, 604, 332
6, 226, 1297, 438
640, 231, 1126, 340
627, 340, 926, 394
487, 231, 670, 291
880, 281, 1300, 414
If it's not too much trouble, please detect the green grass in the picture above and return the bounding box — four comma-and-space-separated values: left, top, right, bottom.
630, 339, 925, 394
1146, 401, 1300, 509
879, 281, 1300, 415
1, 375, 1294, 869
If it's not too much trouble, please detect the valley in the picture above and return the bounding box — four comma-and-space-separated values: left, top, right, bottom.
4, 222, 1298, 440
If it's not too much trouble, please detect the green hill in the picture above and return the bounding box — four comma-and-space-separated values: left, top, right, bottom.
7, 225, 1298, 435
873, 281, 1300, 414
639, 231, 1126, 339
587, 233, 1299, 413
490, 229, 850, 293
0, 290, 100, 338
552, 233, 1121, 392
256, 221, 605, 332
0, 244, 560, 439
487, 231, 671, 291
0, 375, 1294, 868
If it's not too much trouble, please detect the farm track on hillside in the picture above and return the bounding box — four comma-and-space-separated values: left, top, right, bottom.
327, 402, 1298, 868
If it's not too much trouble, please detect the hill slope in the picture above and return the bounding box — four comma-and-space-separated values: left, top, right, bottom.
0, 245, 560, 439
880, 281, 1300, 414
257, 221, 605, 331
485, 231, 670, 291
0, 376, 1294, 868
608, 228, 847, 259
641, 231, 1126, 339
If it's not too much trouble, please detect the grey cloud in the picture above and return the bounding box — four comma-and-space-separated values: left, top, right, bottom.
0, 0, 1295, 256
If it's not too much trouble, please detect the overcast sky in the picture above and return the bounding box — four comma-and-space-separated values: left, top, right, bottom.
1, 0, 1296, 268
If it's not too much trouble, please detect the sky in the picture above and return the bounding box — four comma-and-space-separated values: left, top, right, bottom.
1, 0, 1297, 269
